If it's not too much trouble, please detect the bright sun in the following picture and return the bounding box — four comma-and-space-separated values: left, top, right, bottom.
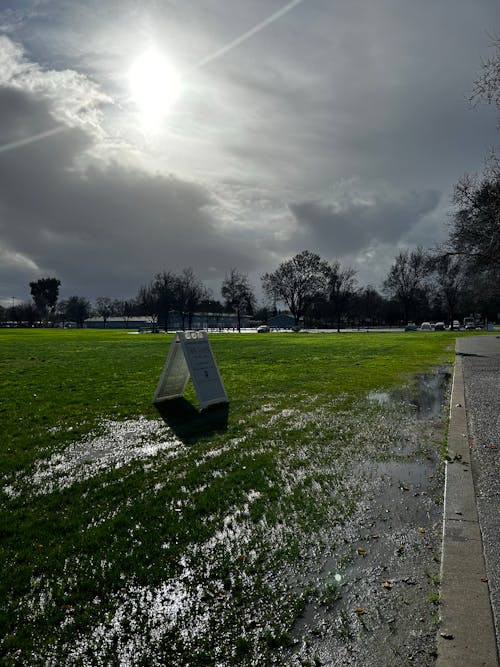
128, 49, 181, 123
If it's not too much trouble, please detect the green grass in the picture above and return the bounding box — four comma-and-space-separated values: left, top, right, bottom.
0, 329, 469, 665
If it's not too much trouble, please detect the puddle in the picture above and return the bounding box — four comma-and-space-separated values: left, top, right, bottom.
6, 418, 185, 497
368, 368, 451, 420
286, 369, 449, 666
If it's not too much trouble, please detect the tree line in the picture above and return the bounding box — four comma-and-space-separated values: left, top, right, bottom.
1, 235, 497, 331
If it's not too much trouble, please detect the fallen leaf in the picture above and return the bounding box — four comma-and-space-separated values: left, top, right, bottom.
481, 577, 488, 583
417, 527, 426, 534
440, 632, 454, 640
371, 534, 380, 539
401, 485, 410, 491
355, 607, 365, 615
382, 580, 392, 589
357, 547, 367, 556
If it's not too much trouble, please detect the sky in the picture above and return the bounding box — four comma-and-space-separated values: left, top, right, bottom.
0, 0, 498, 307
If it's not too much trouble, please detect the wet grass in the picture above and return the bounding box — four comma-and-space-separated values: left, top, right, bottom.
0, 328, 469, 665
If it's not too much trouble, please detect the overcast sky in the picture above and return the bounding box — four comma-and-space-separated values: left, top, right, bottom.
0, 0, 498, 306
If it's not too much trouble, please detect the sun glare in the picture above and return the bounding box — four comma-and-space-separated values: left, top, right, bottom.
128, 49, 181, 124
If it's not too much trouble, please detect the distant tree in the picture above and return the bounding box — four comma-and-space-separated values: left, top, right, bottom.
174, 267, 210, 330
0, 304, 5, 325
7, 302, 38, 327
60, 296, 91, 328
221, 268, 256, 332
253, 305, 272, 324
197, 297, 224, 329
327, 261, 358, 332
95, 297, 114, 328
355, 286, 386, 327
383, 248, 427, 323
113, 298, 137, 327
137, 271, 178, 331
426, 253, 464, 327
262, 250, 330, 326
29, 277, 61, 323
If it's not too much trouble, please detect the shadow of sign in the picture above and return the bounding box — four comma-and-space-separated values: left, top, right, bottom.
154, 398, 229, 444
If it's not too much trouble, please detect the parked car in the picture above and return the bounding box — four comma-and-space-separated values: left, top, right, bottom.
420, 322, 432, 331
257, 325, 270, 333
404, 323, 418, 331
450, 320, 460, 330
434, 322, 446, 331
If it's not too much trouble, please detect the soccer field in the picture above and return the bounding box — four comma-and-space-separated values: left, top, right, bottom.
1, 329, 458, 665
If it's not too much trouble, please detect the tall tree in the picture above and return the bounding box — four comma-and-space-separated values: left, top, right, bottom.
262, 250, 329, 326
447, 35, 500, 286
327, 261, 358, 332
29, 277, 61, 323
383, 248, 427, 323
448, 170, 500, 284
221, 268, 256, 332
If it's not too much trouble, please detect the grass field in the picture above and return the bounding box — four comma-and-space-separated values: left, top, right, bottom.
0, 329, 465, 665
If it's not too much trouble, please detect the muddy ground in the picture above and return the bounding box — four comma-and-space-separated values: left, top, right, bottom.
285, 371, 450, 666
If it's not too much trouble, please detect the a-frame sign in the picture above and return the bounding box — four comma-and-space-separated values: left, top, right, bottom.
152, 331, 228, 409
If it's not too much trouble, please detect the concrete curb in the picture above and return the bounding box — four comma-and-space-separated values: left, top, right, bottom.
437, 350, 499, 666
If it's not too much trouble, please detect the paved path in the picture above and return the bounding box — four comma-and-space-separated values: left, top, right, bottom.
438, 335, 500, 666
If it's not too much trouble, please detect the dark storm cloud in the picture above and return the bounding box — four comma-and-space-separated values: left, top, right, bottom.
0, 0, 498, 302
0, 86, 255, 300
289, 189, 441, 255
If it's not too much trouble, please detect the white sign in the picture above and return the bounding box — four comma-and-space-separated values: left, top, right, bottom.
152, 331, 228, 409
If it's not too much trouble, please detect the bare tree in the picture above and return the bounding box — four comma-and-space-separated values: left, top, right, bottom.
95, 297, 114, 328
221, 268, 256, 332
426, 253, 464, 327
137, 271, 178, 331
327, 261, 358, 332
262, 250, 329, 326
448, 170, 500, 283
470, 35, 500, 120
448, 35, 500, 285
383, 248, 427, 323
174, 268, 210, 330
113, 298, 137, 328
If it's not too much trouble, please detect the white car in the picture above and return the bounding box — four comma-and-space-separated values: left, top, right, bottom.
257, 325, 270, 333
420, 322, 432, 331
